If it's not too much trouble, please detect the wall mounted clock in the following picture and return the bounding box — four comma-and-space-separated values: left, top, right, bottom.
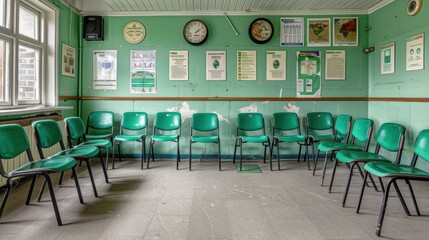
123, 21, 146, 44
249, 18, 274, 44
183, 19, 209, 45
407, 0, 423, 16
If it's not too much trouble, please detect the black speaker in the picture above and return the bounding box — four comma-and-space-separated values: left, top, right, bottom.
83, 16, 104, 41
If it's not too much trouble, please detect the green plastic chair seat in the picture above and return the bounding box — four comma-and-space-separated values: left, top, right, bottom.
336, 150, 391, 163
241, 135, 269, 143
52, 145, 99, 159
310, 134, 336, 141
115, 134, 144, 142
85, 133, 112, 139
79, 139, 112, 148
276, 135, 306, 142
152, 134, 180, 142
11, 157, 77, 175
335, 135, 345, 141
191, 135, 219, 143
364, 161, 429, 178
318, 142, 362, 152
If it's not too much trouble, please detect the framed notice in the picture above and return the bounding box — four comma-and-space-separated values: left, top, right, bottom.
130, 50, 156, 93
333, 17, 358, 46
206, 51, 226, 80
237, 50, 257, 80
93, 50, 117, 90
296, 51, 321, 98
406, 33, 424, 71
381, 42, 395, 74
62, 43, 76, 77
307, 18, 330, 47
325, 50, 345, 80
266, 51, 286, 80
280, 17, 304, 46
169, 50, 188, 80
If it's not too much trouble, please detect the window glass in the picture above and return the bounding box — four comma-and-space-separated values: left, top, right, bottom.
18, 45, 39, 101
19, 5, 39, 40
0, 39, 10, 102
0, 0, 7, 28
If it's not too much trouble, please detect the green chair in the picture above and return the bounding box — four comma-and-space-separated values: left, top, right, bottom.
356, 129, 429, 237
270, 112, 306, 171
233, 113, 270, 171
333, 114, 352, 143
0, 124, 83, 226
64, 116, 112, 168
85, 111, 115, 144
147, 112, 181, 170
112, 112, 148, 169
305, 112, 336, 170
336, 122, 406, 207
32, 119, 108, 198
315, 118, 374, 189
189, 113, 221, 171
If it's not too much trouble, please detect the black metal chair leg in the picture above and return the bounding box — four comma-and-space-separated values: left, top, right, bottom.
328, 158, 339, 193
71, 166, 84, 204
392, 180, 411, 216
321, 152, 329, 186
263, 143, 267, 163
37, 179, 47, 202
379, 177, 385, 193
99, 152, 109, 183
239, 139, 243, 171
276, 141, 281, 171
0, 185, 12, 218
176, 139, 180, 170
189, 141, 192, 171
405, 179, 420, 215
269, 142, 273, 171
297, 144, 302, 162
356, 171, 369, 213
112, 141, 116, 169
312, 150, 321, 176
233, 139, 238, 163
342, 162, 356, 207
376, 180, 394, 237
42, 173, 62, 226
58, 171, 65, 185
26, 175, 37, 204
147, 141, 152, 169
218, 141, 221, 171
85, 160, 99, 197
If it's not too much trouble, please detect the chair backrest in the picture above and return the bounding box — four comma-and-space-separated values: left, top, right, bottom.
154, 112, 181, 131
374, 122, 406, 163
412, 129, 429, 166
64, 116, 86, 141
191, 113, 219, 132
32, 120, 66, 159
121, 112, 148, 133
349, 118, 374, 150
0, 124, 33, 177
306, 112, 335, 136
86, 111, 114, 133
335, 114, 352, 142
272, 112, 302, 136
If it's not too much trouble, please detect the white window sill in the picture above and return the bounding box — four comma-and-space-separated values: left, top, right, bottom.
0, 106, 73, 117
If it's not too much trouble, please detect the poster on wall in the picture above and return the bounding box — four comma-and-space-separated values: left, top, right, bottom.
266, 51, 286, 81
206, 51, 226, 80
296, 51, 321, 98
333, 17, 358, 46
169, 50, 188, 80
280, 17, 304, 46
381, 42, 395, 74
325, 50, 345, 80
307, 18, 330, 47
93, 50, 117, 90
62, 43, 76, 77
130, 50, 156, 93
237, 50, 257, 80
406, 33, 424, 71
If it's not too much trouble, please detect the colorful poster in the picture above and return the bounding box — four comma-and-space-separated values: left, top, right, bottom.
93, 50, 117, 90
130, 50, 156, 93
169, 50, 188, 80
237, 50, 257, 80
296, 51, 321, 98
280, 18, 304, 46
333, 17, 358, 46
206, 51, 226, 80
266, 51, 286, 81
406, 34, 424, 71
381, 42, 395, 74
62, 43, 76, 77
325, 50, 346, 80
307, 18, 330, 47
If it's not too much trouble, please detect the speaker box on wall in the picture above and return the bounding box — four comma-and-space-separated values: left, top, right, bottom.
83, 16, 104, 41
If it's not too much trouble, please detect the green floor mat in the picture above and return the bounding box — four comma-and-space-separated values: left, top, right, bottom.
235, 164, 263, 173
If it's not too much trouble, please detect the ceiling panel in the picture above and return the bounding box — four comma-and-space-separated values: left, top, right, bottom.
79, 0, 394, 15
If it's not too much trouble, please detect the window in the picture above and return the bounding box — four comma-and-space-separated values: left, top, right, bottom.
0, 0, 57, 108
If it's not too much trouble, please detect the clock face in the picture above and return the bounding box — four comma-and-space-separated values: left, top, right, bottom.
183, 20, 208, 45
249, 18, 274, 44
124, 21, 146, 44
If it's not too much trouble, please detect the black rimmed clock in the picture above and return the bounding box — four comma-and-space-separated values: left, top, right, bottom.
249, 18, 274, 44
183, 19, 209, 45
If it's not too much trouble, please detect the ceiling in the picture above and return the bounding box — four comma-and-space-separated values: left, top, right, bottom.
63, 0, 395, 15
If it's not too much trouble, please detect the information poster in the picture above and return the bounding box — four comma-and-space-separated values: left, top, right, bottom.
237, 50, 256, 80
130, 50, 156, 93
296, 51, 321, 98
406, 34, 424, 71
93, 50, 117, 90
325, 50, 345, 80
206, 51, 226, 80
307, 18, 330, 47
62, 43, 76, 77
169, 50, 188, 80
333, 17, 358, 46
266, 51, 286, 81
381, 42, 395, 74
280, 18, 304, 46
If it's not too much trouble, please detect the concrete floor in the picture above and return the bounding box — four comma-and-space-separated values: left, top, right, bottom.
0, 158, 428, 240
